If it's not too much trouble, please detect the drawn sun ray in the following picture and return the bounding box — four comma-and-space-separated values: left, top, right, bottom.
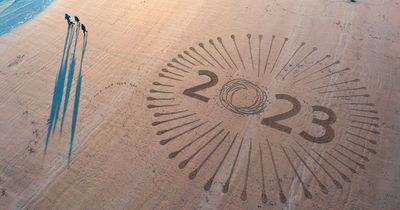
154, 109, 188, 117
209, 39, 233, 70
178, 129, 225, 169
318, 87, 366, 94
294, 54, 331, 78
168, 122, 223, 159
263, 35, 275, 75
290, 146, 329, 194
217, 37, 239, 70
159, 121, 207, 145
346, 131, 377, 144
199, 43, 225, 70
338, 144, 369, 161
333, 149, 365, 169
162, 68, 184, 77
311, 148, 351, 182
172, 58, 191, 70
178, 54, 196, 66
184, 50, 204, 65
189, 131, 231, 180
223, 136, 244, 193
282, 145, 312, 199
275, 42, 305, 78
147, 34, 381, 205
296, 141, 343, 189
282, 47, 318, 79
157, 119, 201, 136
167, 62, 189, 73
204, 133, 238, 191
312, 79, 360, 90
241, 139, 252, 201
327, 152, 357, 174
258, 143, 268, 203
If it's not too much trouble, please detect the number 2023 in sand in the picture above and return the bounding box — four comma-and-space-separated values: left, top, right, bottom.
183, 70, 337, 144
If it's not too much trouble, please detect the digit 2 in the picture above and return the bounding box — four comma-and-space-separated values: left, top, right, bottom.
183, 70, 218, 102
261, 94, 301, 134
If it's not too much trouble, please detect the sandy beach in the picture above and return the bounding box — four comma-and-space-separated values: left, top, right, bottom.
0, 0, 399, 209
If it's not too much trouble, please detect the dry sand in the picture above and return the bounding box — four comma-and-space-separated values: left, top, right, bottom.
0, 0, 400, 209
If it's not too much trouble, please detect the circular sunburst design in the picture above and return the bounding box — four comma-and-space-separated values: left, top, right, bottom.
147, 34, 380, 204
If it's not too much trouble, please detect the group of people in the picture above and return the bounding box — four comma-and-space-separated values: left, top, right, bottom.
65, 13, 87, 34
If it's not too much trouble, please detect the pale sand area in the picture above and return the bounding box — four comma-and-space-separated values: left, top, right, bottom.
0, 0, 400, 209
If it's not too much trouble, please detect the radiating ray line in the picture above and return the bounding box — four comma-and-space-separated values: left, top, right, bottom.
247, 34, 255, 70
147, 97, 175, 101
331, 94, 370, 99
172, 58, 191, 69
258, 34, 262, 77
270, 38, 289, 74
189, 131, 230, 180
231, 35, 246, 71
259, 143, 268, 203
346, 139, 377, 154
294, 60, 340, 84
304, 68, 351, 85
178, 129, 225, 168
346, 131, 377, 144
296, 142, 342, 189
349, 125, 380, 135
147, 104, 180, 109
350, 109, 378, 114
159, 73, 182, 81
184, 50, 204, 65
190, 47, 215, 67
351, 120, 379, 128
282, 47, 318, 79
263, 35, 275, 75
334, 149, 365, 169
223, 137, 244, 193
282, 146, 312, 199
157, 119, 200, 135
209, 39, 232, 69
154, 109, 188, 117
327, 152, 357, 174
217, 37, 239, 70
318, 87, 366, 94
178, 54, 196, 66
167, 63, 189, 73
241, 139, 252, 201
312, 79, 360, 90
153, 81, 174, 88
169, 122, 223, 159
199, 43, 225, 69
350, 114, 379, 121
275, 42, 305, 78
152, 113, 196, 126
311, 148, 351, 182
338, 144, 369, 161
204, 133, 238, 191
294, 54, 331, 78
345, 102, 375, 106
266, 138, 286, 203
162, 68, 184, 77
290, 146, 328, 194
159, 122, 207, 145
150, 89, 173, 94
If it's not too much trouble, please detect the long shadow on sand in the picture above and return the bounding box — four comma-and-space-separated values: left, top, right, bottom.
68, 33, 88, 164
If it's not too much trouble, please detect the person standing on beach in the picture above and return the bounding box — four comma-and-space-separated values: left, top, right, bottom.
65, 13, 72, 25
74, 16, 80, 23
81, 24, 88, 34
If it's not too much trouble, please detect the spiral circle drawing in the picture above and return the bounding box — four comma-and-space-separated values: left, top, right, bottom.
219, 79, 267, 115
